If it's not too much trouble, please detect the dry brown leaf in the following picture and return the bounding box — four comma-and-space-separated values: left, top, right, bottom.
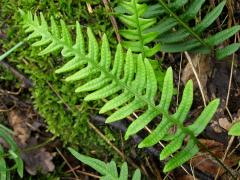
181, 54, 212, 98
22, 146, 55, 175
8, 108, 55, 175
8, 109, 30, 145
177, 175, 195, 180
191, 139, 240, 176
218, 117, 232, 131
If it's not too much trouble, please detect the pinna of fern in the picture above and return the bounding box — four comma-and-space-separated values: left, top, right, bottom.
68, 147, 141, 180
21, 11, 220, 173
117, 0, 240, 60
114, 0, 160, 58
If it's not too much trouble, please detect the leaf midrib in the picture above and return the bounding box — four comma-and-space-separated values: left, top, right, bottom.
132, 0, 146, 58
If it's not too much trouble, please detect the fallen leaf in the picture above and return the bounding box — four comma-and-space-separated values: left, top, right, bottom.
181, 54, 212, 102
218, 117, 231, 131
21, 145, 55, 175
8, 110, 30, 145
177, 175, 195, 180
7, 108, 55, 175
191, 139, 240, 176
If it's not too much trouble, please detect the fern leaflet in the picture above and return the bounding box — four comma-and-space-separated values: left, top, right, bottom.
115, 0, 160, 58
68, 147, 141, 180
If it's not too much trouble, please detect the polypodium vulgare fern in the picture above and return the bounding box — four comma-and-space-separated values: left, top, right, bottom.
21, 11, 220, 172
68, 147, 141, 180
115, 0, 160, 58
117, 0, 240, 60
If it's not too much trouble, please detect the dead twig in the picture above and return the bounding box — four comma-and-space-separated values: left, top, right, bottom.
0, 61, 32, 88
56, 147, 79, 180
102, 0, 122, 43
184, 52, 207, 106
88, 121, 139, 170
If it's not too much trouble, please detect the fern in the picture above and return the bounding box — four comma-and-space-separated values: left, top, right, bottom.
68, 147, 141, 180
0, 124, 23, 179
21, 11, 220, 172
228, 122, 240, 136
118, 0, 240, 60
115, 0, 160, 58
228, 121, 240, 167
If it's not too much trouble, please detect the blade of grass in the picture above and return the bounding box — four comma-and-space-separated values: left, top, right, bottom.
0, 41, 24, 62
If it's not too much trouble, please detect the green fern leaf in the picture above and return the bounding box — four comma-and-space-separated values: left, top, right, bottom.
68, 147, 141, 180
229, 122, 240, 136
216, 43, 240, 60
68, 148, 109, 175
158, 0, 226, 43
139, 0, 239, 59
119, 162, 128, 180
0, 125, 23, 178
116, 0, 160, 57
163, 139, 199, 173
132, 169, 141, 180
22, 11, 220, 173
0, 146, 7, 180
139, 80, 193, 148
143, 0, 189, 18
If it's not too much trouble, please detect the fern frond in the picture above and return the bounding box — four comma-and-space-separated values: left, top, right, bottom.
21, 11, 220, 172
68, 147, 141, 180
115, 0, 160, 57
155, 0, 240, 59
118, 0, 239, 59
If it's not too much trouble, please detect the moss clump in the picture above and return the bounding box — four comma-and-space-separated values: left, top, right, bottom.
0, 0, 126, 161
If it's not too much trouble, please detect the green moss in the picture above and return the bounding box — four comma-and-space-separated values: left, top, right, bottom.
0, 0, 127, 161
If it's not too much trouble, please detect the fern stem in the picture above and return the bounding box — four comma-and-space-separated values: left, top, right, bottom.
132, 0, 146, 58
158, 0, 211, 49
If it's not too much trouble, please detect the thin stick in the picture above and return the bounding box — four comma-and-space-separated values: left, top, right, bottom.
184, 52, 207, 106
23, 136, 55, 152
225, 40, 235, 109
76, 170, 100, 179
102, 0, 122, 43
216, 43, 237, 179
0, 61, 32, 88
88, 121, 138, 169
176, 54, 183, 106
214, 136, 235, 180
56, 147, 79, 180
86, 3, 93, 14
